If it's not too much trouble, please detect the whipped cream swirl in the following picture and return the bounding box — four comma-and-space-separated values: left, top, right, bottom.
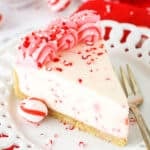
18, 10, 101, 67
70, 10, 101, 45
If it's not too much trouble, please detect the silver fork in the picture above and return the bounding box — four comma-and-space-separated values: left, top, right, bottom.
119, 64, 150, 149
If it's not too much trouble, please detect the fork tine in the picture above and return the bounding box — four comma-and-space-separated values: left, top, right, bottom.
120, 66, 133, 97
126, 64, 141, 95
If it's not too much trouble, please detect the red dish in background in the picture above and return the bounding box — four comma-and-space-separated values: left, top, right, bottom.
77, 0, 150, 28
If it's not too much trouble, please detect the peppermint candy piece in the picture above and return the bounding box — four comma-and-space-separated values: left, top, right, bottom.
48, 0, 71, 12
0, 13, 3, 26
18, 97, 48, 123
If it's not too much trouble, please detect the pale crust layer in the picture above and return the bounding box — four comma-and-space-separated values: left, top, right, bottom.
49, 109, 127, 146
13, 70, 127, 146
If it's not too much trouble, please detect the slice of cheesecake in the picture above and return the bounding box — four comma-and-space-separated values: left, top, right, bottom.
13, 10, 129, 146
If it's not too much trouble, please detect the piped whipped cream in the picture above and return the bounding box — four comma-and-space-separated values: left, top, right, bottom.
18, 10, 101, 68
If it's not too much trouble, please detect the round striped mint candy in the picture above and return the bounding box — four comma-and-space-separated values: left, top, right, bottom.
18, 97, 48, 123
0, 13, 3, 27
47, 0, 71, 12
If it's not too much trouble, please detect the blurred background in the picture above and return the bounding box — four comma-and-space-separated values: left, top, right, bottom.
0, 0, 150, 44
0, 0, 81, 44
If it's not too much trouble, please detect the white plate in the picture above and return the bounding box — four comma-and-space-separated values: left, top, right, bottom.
0, 20, 150, 150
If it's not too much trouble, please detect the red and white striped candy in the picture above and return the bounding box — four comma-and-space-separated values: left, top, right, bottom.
18, 97, 48, 123
0, 13, 3, 26
48, 0, 71, 12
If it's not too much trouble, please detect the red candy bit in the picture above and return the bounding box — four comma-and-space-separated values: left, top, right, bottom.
105, 77, 111, 80
0, 133, 8, 138
3, 144, 20, 150
52, 57, 60, 62
63, 60, 73, 66
26, 119, 41, 126
78, 141, 87, 148
65, 124, 75, 130
137, 53, 142, 58
0, 13, 2, 20
89, 69, 93, 72
99, 43, 104, 48
54, 133, 59, 138
78, 78, 83, 83
0, 13, 3, 25
55, 67, 63, 72
129, 116, 137, 125
81, 55, 91, 60
23, 36, 30, 48
49, 139, 53, 145
97, 52, 104, 56
77, 51, 81, 54
86, 60, 92, 65
86, 47, 96, 53
63, 122, 67, 125
91, 58, 94, 62
45, 139, 54, 149
125, 118, 129, 125
85, 49, 90, 53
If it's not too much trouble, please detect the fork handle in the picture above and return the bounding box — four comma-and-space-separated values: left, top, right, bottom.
130, 104, 150, 149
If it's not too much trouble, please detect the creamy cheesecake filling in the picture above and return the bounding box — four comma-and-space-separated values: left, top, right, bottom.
15, 40, 129, 139
15, 65, 129, 138
13, 11, 129, 146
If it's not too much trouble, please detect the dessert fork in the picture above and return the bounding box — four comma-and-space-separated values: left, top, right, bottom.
119, 64, 150, 149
